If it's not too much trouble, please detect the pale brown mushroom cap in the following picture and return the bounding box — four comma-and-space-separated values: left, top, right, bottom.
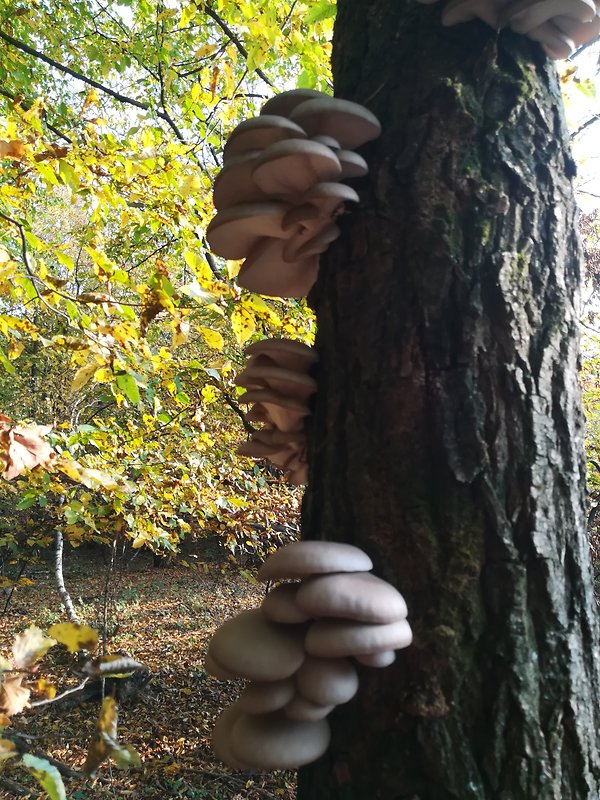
305, 617, 413, 658
257, 541, 373, 581
236, 363, 317, 400
503, 0, 595, 33
240, 387, 310, 432
526, 20, 576, 56
261, 582, 313, 624
246, 337, 318, 363
554, 9, 600, 46
355, 650, 397, 668
260, 89, 330, 118
230, 710, 331, 769
237, 678, 296, 714
223, 115, 307, 161
286, 463, 308, 486
212, 150, 268, 210
296, 572, 408, 623
289, 97, 382, 150
284, 694, 335, 722
295, 656, 359, 706
284, 222, 341, 262
206, 202, 292, 260
337, 149, 369, 180
212, 703, 251, 769
252, 139, 342, 196
252, 426, 307, 447
204, 650, 240, 681
208, 609, 305, 681
312, 134, 341, 150
237, 237, 320, 299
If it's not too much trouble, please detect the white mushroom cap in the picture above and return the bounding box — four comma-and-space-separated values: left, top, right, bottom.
355, 650, 397, 668
312, 134, 341, 150
296, 572, 408, 623
258, 541, 373, 581
305, 618, 413, 658
252, 139, 342, 196
284, 222, 340, 261
284, 694, 335, 722
337, 149, 369, 180
503, 0, 595, 34
208, 609, 305, 681
261, 582, 313, 624
295, 656, 359, 706
212, 703, 251, 769
223, 115, 307, 162
241, 388, 310, 432
205, 650, 240, 681
237, 678, 296, 714
526, 20, 576, 57
230, 710, 331, 769
237, 237, 319, 299
260, 89, 330, 118
289, 97, 382, 150
206, 202, 292, 260
236, 363, 317, 400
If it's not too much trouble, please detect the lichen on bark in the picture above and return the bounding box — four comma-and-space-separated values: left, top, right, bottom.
299, 3, 600, 799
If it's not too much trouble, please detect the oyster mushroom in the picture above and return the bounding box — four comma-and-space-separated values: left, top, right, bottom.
257, 541, 374, 581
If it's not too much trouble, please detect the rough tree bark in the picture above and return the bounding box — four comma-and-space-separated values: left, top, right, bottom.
299, 3, 600, 799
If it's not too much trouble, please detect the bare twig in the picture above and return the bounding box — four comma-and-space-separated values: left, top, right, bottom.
30, 677, 90, 709
0, 776, 39, 798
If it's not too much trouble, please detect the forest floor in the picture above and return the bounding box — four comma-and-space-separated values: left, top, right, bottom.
0, 544, 296, 800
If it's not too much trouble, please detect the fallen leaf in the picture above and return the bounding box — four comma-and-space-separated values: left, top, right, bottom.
47, 622, 98, 653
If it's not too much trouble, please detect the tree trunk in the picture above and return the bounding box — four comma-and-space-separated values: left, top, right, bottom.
299, 4, 600, 799
54, 529, 79, 624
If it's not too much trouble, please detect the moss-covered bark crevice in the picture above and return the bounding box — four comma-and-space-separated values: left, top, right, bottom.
299, 4, 600, 799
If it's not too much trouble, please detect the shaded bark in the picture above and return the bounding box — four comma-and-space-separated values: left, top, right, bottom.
299, 4, 600, 799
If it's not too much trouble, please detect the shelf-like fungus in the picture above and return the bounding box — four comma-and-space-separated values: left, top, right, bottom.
206, 201, 292, 261
240, 387, 311, 432
305, 617, 413, 659
223, 115, 307, 161
295, 571, 408, 623
257, 541, 374, 581
261, 583, 313, 624
283, 694, 335, 722
289, 97, 382, 150
237, 678, 296, 714
237, 237, 319, 298
251, 139, 342, 196
212, 703, 251, 770
502, 0, 596, 33
208, 609, 305, 682
236, 363, 317, 401
245, 338, 318, 372
294, 656, 359, 706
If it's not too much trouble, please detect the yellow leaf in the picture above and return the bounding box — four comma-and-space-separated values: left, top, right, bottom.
93, 367, 113, 383
172, 320, 190, 349
0, 738, 17, 762
231, 305, 256, 344
7, 340, 24, 360
71, 362, 98, 392
47, 623, 98, 653
198, 326, 224, 350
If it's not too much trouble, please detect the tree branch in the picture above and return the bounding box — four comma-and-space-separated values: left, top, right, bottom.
0, 87, 72, 143
571, 113, 599, 140
201, 4, 276, 89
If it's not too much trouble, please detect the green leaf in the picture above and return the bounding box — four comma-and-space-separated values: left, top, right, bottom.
116, 373, 141, 404
304, 0, 337, 24
22, 754, 67, 800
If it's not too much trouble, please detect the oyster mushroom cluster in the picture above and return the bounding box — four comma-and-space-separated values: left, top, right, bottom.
235, 338, 318, 485
207, 542, 412, 770
206, 89, 381, 299
418, 0, 600, 58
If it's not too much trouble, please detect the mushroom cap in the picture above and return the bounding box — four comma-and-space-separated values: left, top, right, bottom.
206, 202, 292, 260
303, 181, 360, 214
237, 237, 320, 299
252, 426, 307, 447
526, 20, 576, 57
284, 222, 340, 261
230, 710, 331, 769
284, 694, 335, 722
212, 703, 251, 769
289, 97, 382, 150
237, 678, 296, 714
503, 0, 595, 33
261, 582, 313, 624
257, 541, 373, 581
337, 149, 369, 180
554, 9, 600, 46
212, 150, 268, 210
355, 650, 397, 668
286, 463, 308, 486
252, 139, 342, 196
296, 572, 408, 623
236, 440, 300, 470
205, 650, 240, 681
236, 363, 317, 400
312, 134, 341, 150
241, 387, 310, 432
260, 89, 330, 118
223, 115, 307, 161
305, 618, 413, 658
237, 437, 286, 457
295, 656, 359, 706
246, 337, 318, 362
208, 609, 305, 681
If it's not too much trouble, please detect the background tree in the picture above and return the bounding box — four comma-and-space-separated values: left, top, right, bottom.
300, 3, 600, 798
